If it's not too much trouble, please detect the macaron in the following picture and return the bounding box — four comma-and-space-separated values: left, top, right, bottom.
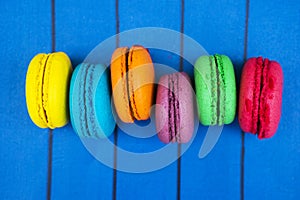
69, 63, 115, 138
239, 57, 283, 139
194, 54, 236, 125
156, 72, 194, 143
110, 45, 155, 123
25, 52, 72, 128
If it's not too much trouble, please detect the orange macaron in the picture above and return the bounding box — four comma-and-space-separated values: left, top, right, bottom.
110, 45, 155, 123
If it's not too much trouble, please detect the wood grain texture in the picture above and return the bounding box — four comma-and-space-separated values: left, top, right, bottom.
115, 0, 181, 199
181, 1, 246, 199
245, 0, 300, 199
51, 1, 116, 199
0, 0, 299, 199
0, 1, 51, 199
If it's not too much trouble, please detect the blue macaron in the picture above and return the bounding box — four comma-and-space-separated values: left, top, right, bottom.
69, 63, 115, 138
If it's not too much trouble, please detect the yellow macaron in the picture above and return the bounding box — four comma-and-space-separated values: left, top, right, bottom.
25, 52, 73, 129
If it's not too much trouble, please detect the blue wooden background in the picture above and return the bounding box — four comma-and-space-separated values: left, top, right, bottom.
1, 0, 299, 199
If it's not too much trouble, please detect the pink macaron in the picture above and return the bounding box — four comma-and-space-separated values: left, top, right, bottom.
239, 57, 283, 139
156, 72, 194, 143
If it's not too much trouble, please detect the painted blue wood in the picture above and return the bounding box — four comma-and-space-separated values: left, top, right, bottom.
245, 1, 300, 199
181, 1, 246, 199
0, 1, 51, 199
115, 0, 182, 199
51, 1, 116, 199
1, 0, 299, 199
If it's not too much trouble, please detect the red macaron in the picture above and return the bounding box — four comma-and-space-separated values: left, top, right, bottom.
239, 57, 283, 139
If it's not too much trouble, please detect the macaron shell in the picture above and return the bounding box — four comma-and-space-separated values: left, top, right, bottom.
26, 53, 49, 128
177, 72, 194, 143
25, 52, 72, 128
258, 60, 283, 138
128, 46, 154, 121
156, 72, 194, 143
111, 47, 133, 123
94, 65, 116, 137
70, 63, 115, 138
194, 55, 217, 125
218, 55, 236, 124
214, 55, 226, 125
70, 63, 91, 137
239, 57, 263, 134
239, 57, 283, 139
69, 63, 81, 135
45, 52, 72, 128
156, 74, 170, 143
85, 64, 98, 137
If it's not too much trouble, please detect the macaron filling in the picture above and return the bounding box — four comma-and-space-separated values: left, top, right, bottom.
250, 57, 272, 138
85, 64, 97, 137
127, 48, 140, 120
212, 54, 226, 125
118, 47, 142, 122
168, 73, 180, 142
258, 58, 270, 138
78, 63, 90, 137
208, 56, 217, 124
40, 54, 50, 126
119, 47, 134, 122
213, 55, 221, 125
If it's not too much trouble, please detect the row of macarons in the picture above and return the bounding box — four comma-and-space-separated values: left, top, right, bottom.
25, 45, 283, 143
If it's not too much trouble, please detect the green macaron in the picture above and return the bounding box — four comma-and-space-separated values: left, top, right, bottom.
194, 54, 236, 125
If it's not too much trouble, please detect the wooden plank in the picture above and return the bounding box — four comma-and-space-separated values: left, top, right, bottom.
245, 0, 300, 199
51, 1, 116, 199
115, 0, 182, 199
2, 1, 298, 199
181, 1, 246, 199
0, 1, 51, 199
